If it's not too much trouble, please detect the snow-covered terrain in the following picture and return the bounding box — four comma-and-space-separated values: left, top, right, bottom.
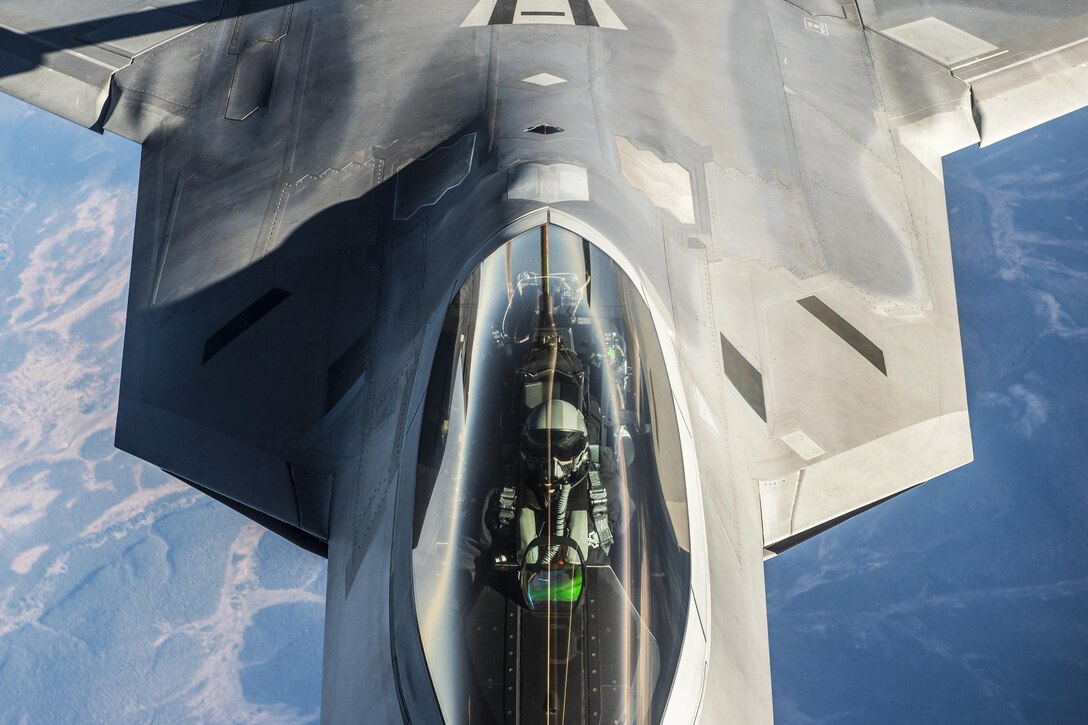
0, 95, 326, 724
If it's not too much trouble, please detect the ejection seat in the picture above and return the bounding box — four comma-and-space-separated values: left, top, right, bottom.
517, 342, 586, 415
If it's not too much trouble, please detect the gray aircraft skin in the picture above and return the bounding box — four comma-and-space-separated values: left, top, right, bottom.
2, 0, 1087, 722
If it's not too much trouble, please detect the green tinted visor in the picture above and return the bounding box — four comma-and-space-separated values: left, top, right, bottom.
525, 565, 583, 610
521, 536, 586, 612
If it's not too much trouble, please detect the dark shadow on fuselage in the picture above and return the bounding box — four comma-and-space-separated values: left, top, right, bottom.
127, 119, 493, 722
124, 119, 493, 560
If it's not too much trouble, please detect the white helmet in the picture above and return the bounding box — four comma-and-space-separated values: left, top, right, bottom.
522, 400, 589, 483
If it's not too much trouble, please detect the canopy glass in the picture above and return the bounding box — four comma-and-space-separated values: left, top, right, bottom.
413, 223, 690, 724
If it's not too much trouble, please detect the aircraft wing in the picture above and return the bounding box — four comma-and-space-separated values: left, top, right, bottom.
704, 1, 1088, 557
858, 0, 1088, 147
0, 1, 232, 140
0, 0, 486, 557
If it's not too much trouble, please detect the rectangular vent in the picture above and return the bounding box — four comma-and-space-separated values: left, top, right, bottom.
720, 333, 766, 421
798, 296, 887, 375
202, 287, 291, 363
487, 0, 600, 26
326, 332, 369, 412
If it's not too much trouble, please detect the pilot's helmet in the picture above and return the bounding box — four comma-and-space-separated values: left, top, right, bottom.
522, 399, 589, 485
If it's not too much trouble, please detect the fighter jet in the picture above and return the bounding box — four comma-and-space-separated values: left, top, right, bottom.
2, 0, 1086, 721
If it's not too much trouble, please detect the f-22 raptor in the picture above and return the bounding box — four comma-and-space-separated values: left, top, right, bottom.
2, 0, 1086, 721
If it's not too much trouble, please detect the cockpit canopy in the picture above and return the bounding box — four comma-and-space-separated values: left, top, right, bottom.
412, 223, 690, 724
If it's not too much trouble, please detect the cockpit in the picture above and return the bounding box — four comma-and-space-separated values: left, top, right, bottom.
413, 223, 691, 723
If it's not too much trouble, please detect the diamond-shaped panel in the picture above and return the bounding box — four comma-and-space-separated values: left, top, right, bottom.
522, 73, 567, 87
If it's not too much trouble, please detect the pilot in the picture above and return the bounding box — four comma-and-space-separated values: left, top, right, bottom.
504, 399, 623, 569
517, 400, 591, 559
460, 400, 629, 592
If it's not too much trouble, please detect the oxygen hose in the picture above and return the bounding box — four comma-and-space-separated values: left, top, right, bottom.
541, 482, 571, 565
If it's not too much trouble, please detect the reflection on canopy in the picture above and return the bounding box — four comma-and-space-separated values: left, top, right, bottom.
413, 224, 690, 724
